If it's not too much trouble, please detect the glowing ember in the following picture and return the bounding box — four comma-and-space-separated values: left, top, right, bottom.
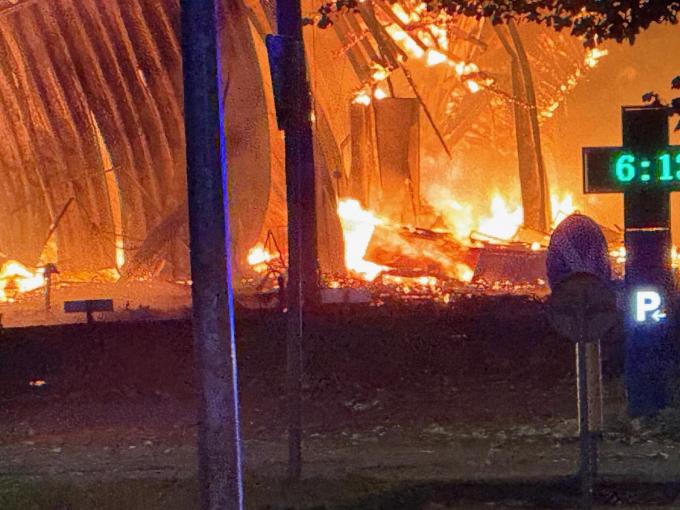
391, 3, 412, 24
371, 64, 389, 82
373, 87, 388, 100
247, 244, 274, 274
0, 260, 45, 303
465, 79, 481, 93
426, 49, 447, 66
337, 199, 387, 281
610, 246, 626, 264
478, 195, 524, 241
384, 23, 424, 59
584, 47, 608, 68
353, 91, 372, 105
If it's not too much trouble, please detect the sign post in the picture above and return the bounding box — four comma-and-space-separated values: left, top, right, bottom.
547, 272, 618, 510
547, 214, 618, 510
583, 105, 676, 417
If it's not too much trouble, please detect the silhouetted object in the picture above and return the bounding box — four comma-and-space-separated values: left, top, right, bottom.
43, 263, 59, 311
546, 213, 610, 290
182, 0, 244, 508
64, 299, 113, 324
273, 0, 318, 481
277, 275, 286, 312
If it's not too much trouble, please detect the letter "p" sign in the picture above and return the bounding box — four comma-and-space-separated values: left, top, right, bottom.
635, 290, 666, 323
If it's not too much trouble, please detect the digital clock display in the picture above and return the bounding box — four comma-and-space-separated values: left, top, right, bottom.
613, 151, 680, 184
583, 146, 680, 193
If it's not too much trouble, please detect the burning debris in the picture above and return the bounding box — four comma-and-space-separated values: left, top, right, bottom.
244, 190, 590, 303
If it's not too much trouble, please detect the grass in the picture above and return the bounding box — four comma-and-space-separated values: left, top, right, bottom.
1, 475, 679, 510
0, 475, 396, 510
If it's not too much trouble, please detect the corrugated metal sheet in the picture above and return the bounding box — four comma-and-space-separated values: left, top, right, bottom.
0, 0, 188, 274
0, 0, 349, 280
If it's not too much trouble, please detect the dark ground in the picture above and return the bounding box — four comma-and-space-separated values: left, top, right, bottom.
3, 294, 672, 510
1, 296, 598, 440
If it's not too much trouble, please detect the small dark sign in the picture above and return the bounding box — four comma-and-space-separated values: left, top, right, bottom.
64, 299, 114, 324
64, 299, 114, 313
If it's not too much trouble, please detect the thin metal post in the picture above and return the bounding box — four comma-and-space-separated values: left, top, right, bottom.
577, 340, 594, 510
276, 0, 318, 481
181, 1, 244, 508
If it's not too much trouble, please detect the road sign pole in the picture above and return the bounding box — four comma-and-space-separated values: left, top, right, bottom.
577, 342, 603, 435
577, 338, 594, 510
576, 340, 603, 483
547, 269, 618, 510
622, 106, 674, 417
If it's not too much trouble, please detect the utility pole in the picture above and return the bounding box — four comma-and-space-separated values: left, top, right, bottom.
181, 1, 244, 509
273, 0, 319, 480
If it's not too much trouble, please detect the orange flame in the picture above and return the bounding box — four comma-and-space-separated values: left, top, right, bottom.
337, 199, 387, 281
478, 195, 524, 240
0, 260, 45, 303
551, 192, 576, 227
247, 244, 274, 274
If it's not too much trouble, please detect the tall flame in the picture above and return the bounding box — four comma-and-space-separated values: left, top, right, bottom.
551, 192, 576, 227
477, 195, 524, 240
337, 199, 387, 281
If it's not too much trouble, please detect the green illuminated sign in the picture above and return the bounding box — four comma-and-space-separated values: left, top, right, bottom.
614, 151, 680, 183
584, 146, 680, 193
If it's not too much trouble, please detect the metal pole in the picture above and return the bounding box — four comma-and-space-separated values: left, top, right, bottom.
276, 0, 319, 480
577, 340, 593, 510
587, 340, 603, 477
181, 1, 244, 509
276, 0, 319, 307
44, 272, 52, 312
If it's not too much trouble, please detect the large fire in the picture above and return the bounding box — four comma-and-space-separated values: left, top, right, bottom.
431, 190, 576, 245
332, 191, 576, 282
246, 0, 608, 291
246, 191, 578, 286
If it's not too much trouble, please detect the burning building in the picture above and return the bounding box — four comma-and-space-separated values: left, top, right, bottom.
0, 0, 677, 320
242, 0, 616, 295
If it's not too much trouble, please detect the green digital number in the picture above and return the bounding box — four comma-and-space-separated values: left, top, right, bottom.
659, 153, 673, 181
615, 154, 636, 182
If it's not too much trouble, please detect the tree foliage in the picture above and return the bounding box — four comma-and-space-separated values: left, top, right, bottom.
318, 1, 680, 47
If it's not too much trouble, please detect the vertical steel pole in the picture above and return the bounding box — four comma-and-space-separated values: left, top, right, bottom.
577, 340, 593, 510
181, 1, 244, 508
276, 0, 319, 480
